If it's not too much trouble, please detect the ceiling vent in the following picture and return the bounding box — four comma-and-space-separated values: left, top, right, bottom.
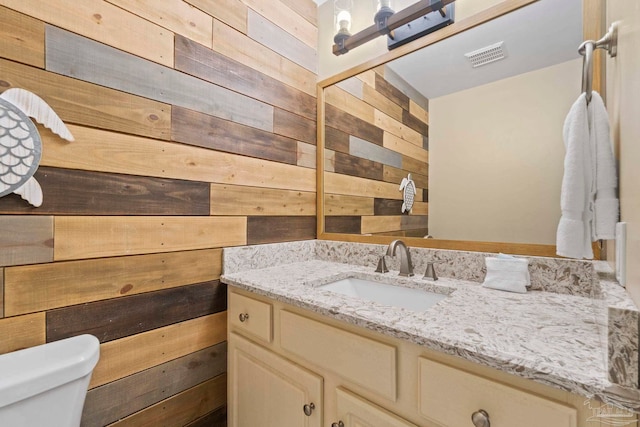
464, 41, 506, 68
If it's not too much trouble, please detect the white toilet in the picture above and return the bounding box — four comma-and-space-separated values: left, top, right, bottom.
0, 334, 100, 427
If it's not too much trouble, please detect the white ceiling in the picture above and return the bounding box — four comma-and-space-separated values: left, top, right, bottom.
386, 0, 583, 99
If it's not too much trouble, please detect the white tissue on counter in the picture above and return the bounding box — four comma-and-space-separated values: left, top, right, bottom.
482, 253, 530, 294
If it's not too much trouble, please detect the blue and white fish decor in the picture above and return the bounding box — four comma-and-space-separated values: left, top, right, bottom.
399, 173, 417, 213
0, 88, 74, 207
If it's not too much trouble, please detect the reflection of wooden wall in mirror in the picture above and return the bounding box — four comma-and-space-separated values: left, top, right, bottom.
317, 0, 606, 258
324, 67, 430, 237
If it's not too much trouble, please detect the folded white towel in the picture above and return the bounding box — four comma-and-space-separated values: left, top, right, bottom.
482, 256, 529, 293
557, 93, 593, 259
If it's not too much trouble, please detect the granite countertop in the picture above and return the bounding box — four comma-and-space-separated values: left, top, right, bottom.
222, 258, 635, 411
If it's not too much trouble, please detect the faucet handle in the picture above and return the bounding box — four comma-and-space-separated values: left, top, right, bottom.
423, 261, 438, 281
375, 255, 389, 273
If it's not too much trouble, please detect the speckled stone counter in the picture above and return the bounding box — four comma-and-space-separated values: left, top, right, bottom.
221, 240, 640, 412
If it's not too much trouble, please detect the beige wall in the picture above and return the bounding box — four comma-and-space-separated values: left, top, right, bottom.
429, 59, 581, 245
607, 1, 640, 302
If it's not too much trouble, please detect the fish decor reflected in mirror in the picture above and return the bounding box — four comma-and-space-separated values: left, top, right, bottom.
0, 88, 74, 207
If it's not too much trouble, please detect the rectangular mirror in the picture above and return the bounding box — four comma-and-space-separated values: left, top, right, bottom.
318, 0, 601, 257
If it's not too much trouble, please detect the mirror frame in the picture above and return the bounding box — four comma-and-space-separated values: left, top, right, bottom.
316, 0, 606, 257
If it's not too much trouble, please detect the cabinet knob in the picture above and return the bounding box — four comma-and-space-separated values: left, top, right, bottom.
303, 402, 315, 416
239, 313, 249, 322
471, 409, 490, 427
331, 422, 344, 427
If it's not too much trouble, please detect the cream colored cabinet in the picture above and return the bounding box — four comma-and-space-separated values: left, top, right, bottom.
228, 332, 323, 427
228, 288, 615, 427
419, 358, 577, 427
331, 387, 418, 427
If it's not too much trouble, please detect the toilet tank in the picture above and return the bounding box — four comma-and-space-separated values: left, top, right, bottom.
0, 334, 100, 427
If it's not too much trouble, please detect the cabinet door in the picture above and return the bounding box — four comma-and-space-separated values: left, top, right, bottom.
333, 387, 418, 427
229, 333, 323, 427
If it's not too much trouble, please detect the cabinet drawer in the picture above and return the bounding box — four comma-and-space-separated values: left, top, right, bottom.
419, 358, 577, 427
280, 310, 396, 401
335, 387, 418, 427
229, 291, 272, 343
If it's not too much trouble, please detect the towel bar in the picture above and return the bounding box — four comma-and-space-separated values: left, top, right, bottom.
578, 22, 618, 104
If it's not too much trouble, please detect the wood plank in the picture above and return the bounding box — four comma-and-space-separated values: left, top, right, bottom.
105, 0, 213, 48
357, 70, 376, 88
0, 167, 210, 216
108, 375, 226, 427
383, 164, 428, 189
336, 77, 364, 100
402, 108, 429, 136
0, 0, 174, 67
279, 0, 316, 26
185, 405, 227, 427
402, 215, 429, 230
325, 172, 402, 199
374, 109, 423, 146
185, 0, 248, 34
325, 216, 361, 234
47, 281, 226, 343
0, 269, 3, 318
324, 148, 336, 173
361, 216, 401, 234
362, 83, 403, 122
349, 136, 402, 168
0, 5, 44, 68
212, 19, 315, 96
175, 34, 316, 121
409, 99, 429, 124
325, 85, 375, 125
83, 343, 227, 426
171, 106, 294, 164
334, 151, 384, 181
210, 184, 315, 216
54, 216, 246, 261
325, 104, 384, 145
383, 132, 429, 163
247, 216, 316, 244
402, 155, 429, 176
240, 0, 317, 49
374, 199, 403, 216
90, 312, 227, 388
0, 59, 170, 140
4, 249, 221, 316
297, 141, 316, 169
41, 125, 316, 192
324, 194, 374, 216
0, 312, 44, 355
0, 216, 53, 267
374, 71, 410, 110
46, 26, 273, 132
247, 9, 316, 73
325, 126, 350, 154
411, 201, 429, 216
274, 108, 316, 145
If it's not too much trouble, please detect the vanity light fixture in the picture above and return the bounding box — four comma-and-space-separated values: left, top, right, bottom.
333, 0, 456, 56
333, 0, 353, 48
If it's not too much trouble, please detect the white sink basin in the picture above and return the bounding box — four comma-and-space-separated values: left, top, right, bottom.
318, 277, 447, 312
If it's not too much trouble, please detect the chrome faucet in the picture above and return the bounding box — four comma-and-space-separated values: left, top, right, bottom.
386, 240, 414, 277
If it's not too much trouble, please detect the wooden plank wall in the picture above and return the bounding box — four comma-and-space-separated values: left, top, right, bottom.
324, 67, 430, 236
0, 1, 317, 425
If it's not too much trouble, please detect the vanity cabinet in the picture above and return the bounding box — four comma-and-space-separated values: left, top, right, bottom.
228, 332, 322, 427
228, 288, 608, 427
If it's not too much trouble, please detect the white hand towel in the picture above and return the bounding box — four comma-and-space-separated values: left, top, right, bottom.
483, 256, 529, 293
556, 93, 593, 259
589, 92, 619, 239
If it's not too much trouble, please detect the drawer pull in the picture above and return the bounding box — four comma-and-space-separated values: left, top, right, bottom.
471, 409, 490, 427
239, 313, 250, 322
331, 422, 344, 427
303, 402, 315, 416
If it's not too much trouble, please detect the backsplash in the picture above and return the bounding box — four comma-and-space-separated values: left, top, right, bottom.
313, 240, 599, 298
